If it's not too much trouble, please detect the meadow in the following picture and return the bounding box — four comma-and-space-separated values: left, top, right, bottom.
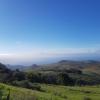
0, 83, 100, 100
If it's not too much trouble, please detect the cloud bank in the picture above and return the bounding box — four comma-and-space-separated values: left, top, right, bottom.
0, 48, 100, 65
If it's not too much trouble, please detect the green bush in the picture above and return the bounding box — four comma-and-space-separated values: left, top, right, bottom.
12, 80, 41, 91
31, 83, 41, 91
84, 97, 92, 100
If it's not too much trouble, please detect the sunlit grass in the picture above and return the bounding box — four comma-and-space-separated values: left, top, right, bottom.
0, 83, 100, 100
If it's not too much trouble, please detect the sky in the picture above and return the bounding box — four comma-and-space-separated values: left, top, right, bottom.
0, 0, 100, 64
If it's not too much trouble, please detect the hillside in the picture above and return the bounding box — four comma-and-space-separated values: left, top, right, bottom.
0, 83, 100, 100
0, 61, 99, 89
33, 60, 100, 74
2, 60, 100, 86
7, 60, 100, 75
0, 61, 100, 99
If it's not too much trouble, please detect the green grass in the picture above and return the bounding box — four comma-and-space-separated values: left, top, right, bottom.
0, 83, 100, 100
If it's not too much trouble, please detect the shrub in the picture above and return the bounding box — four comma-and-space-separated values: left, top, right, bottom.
31, 83, 41, 91
12, 80, 41, 91
84, 97, 92, 100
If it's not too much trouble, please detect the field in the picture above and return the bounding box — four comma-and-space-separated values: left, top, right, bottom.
0, 83, 100, 100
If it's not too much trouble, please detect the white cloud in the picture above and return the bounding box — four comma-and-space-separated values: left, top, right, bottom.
0, 53, 13, 57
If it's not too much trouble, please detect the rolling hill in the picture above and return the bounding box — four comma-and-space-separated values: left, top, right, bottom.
32, 60, 100, 74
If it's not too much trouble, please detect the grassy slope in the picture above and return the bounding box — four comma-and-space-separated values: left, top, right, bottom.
0, 83, 100, 100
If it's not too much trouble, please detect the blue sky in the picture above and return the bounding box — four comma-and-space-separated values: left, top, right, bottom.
0, 0, 100, 64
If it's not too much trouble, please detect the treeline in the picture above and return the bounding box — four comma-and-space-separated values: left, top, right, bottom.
5, 69, 100, 87
27, 71, 74, 85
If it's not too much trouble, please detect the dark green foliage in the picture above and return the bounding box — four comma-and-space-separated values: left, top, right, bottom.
6, 89, 10, 100
41, 73, 58, 84
0, 86, 10, 100
26, 71, 74, 85
12, 80, 41, 91
66, 68, 82, 74
84, 97, 92, 100
57, 72, 74, 85
31, 83, 41, 91
0, 86, 4, 99
27, 72, 42, 83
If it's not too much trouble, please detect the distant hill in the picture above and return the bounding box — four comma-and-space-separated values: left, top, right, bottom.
24, 60, 100, 74
6, 64, 27, 70
6, 64, 40, 71
6, 60, 100, 74
0, 61, 100, 86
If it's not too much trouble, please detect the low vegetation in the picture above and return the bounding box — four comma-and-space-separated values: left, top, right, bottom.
0, 83, 100, 100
